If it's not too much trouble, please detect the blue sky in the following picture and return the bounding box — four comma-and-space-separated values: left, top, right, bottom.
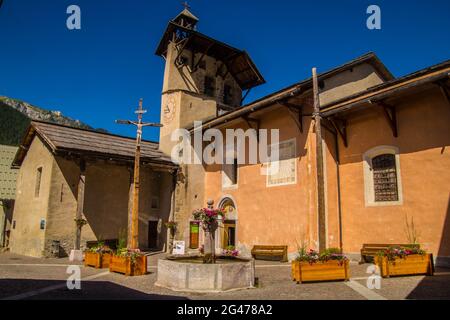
0, 0, 449, 141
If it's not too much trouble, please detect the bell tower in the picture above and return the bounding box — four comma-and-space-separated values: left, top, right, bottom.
154, 5, 265, 250
155, 6, 265, 155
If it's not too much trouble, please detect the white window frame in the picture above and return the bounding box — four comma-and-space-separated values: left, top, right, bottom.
363, 145, 403, 207
266, 138, 297, 187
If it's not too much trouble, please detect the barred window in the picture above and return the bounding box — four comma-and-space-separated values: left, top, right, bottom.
372, 154, 398, 202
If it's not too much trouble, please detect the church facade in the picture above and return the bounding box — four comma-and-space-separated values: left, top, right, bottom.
157, 9, 450, 265
6, 8, 449, 266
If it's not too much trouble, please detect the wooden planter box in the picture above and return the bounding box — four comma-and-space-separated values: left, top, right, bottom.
376, 254, 434, 278
292, 260, 350, 283
109, 254, 147, 276
84, 252, 112, 269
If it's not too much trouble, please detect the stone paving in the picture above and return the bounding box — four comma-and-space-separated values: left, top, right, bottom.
0, 252, 449, 300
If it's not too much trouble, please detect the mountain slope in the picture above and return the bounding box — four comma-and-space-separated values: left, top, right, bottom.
0, 96, 106, 146
0, 101, 30, 146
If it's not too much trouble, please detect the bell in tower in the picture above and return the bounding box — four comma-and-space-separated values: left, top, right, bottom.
172, 2, 199, 30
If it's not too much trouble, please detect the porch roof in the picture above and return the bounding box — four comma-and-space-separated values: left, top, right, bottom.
12, 121, 177, 169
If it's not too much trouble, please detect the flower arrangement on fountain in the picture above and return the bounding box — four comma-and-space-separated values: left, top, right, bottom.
296, 248, 348, 265
192, 206, 225, 264
192, 208, 225, 228
222, 245, 239, 257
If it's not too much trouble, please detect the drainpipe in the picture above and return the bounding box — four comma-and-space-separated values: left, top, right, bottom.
334, 132, 344, 252
321, 123, 344, 253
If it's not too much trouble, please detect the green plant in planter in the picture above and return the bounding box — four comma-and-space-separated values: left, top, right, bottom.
87, 240, 112, 254
296, 247, 348, 265
114, 229, 143, 265
377, 246, 426, 262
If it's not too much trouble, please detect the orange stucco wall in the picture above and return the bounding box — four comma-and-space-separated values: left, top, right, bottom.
204, 104, 319, 255
337, 87, 450, 257
201, 86, 450, 260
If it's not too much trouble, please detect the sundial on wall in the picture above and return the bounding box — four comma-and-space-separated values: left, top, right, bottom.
163, 94, 176, 124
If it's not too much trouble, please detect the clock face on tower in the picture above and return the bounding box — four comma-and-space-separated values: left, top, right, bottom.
163, 95, 176, 124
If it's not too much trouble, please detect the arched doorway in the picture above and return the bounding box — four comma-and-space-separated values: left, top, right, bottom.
218, 197, 237, 249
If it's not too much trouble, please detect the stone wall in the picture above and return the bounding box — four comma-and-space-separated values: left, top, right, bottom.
9, 136, 53, 257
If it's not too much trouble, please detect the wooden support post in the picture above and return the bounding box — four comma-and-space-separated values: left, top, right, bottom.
435, 81, 450, 106
175, 36, 192, 67
241, 115, 260, 141
127, 167, 134, 248
75, 159, 86, 250
329, 117, 348, 147
240, 88, 252, 106
312, 68, 327, 253
281, 102, 303, 133
115, 98, 163, 250
379, 101, 398, 137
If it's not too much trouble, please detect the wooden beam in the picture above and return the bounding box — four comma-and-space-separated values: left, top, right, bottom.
74, 159, 86, 250
280, 102, 303, 133
175, 36, 192, 67
241, 115, 260, 141
329, 117, 348, 147
435, 81, 450, 106
373, 100, 398, 137
321, 118, 337, 136
240, 88, 252, 106
127, 167, 134, 248
193, 42, 214, 72
312, 67, 327, 253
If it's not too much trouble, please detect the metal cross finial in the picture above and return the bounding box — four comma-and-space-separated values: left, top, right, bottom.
182, 1, 190, 10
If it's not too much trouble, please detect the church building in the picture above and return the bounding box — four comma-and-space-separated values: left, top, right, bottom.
156, 8, 450, 265
7, 7, 450, 267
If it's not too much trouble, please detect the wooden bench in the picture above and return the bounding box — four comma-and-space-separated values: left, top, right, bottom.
251, 245, 288, 262
360, 243, 420, 264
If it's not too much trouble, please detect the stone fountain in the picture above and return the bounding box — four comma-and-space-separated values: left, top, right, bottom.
155, 200, 255, 292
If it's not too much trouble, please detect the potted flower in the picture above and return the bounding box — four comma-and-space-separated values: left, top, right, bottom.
292, 248, 350, 283
109, 248, 147, 276
375, 246, 434, 278
192, 205, 225, 264
165, 221, 177, 234
108, 231, 147, 276
84, 241, 112, 269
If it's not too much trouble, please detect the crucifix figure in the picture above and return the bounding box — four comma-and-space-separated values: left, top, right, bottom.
116, 99, 163, 250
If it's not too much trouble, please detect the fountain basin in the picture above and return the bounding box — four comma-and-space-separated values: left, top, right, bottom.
155, 255, 255, 292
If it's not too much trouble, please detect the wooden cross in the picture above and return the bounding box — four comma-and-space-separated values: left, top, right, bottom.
115, 99, 163, 250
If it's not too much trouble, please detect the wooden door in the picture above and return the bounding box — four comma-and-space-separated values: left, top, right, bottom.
189, 221, 199, 249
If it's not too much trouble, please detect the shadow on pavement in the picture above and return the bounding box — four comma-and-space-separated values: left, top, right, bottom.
0, 279, 189, 300
406, 269, 450, 300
